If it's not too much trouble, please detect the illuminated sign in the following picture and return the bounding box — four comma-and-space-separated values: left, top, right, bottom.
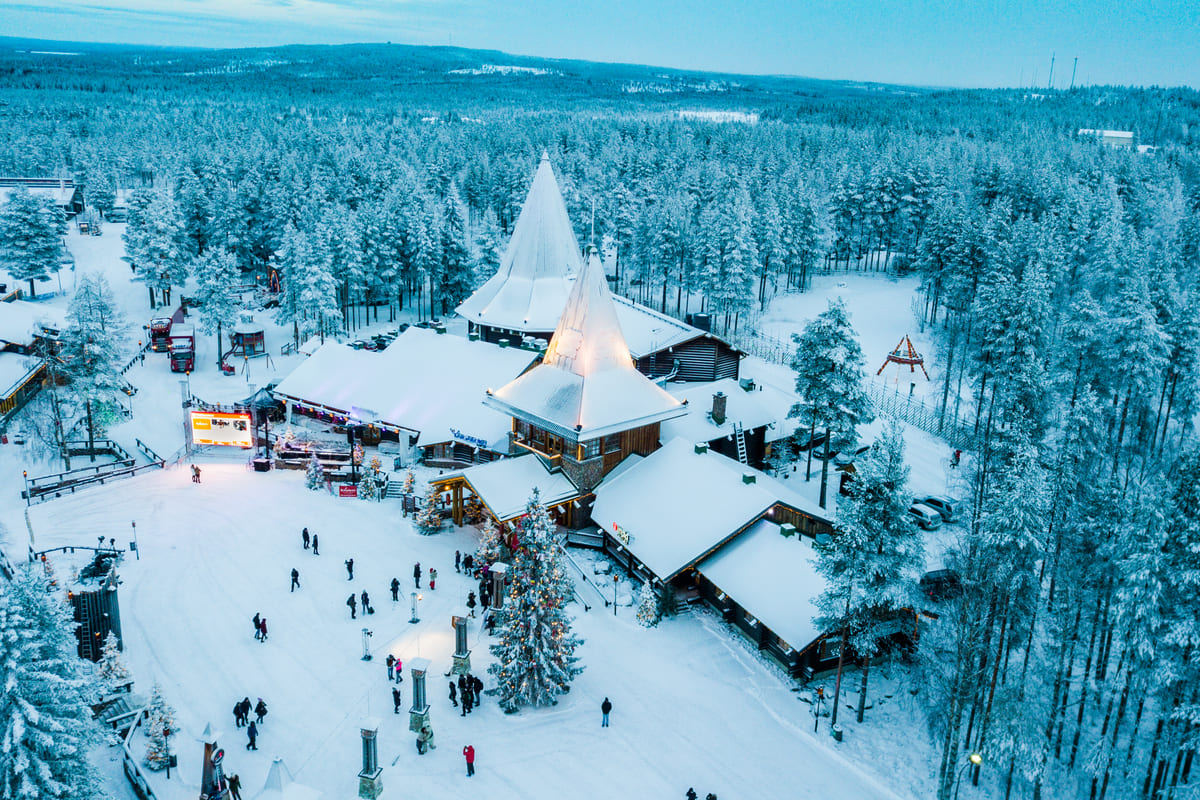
612, 523, 633, 546
190, 411, 253, 448
450, 428, 489, 449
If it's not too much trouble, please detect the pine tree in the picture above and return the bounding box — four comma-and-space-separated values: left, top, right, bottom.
122, 188, 189, 309
439, 184, 475, 312
304, 452, 323, 490
414, 486, 443, 535
0, 563, 104, 800
402, 470, 415, 495
636, 580, 661, 628
142, 684, 177, 771
477, 516, 503, 564
488, 489, 583, 712
96, 631, 131, 693
358, 457, 380, 501
192, 247, 241, 368
788, 298, 874, 507
0, 184, 67, 298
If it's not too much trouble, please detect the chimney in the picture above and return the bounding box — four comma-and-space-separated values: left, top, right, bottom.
694, 442, 709, 455
468, 332, 480, 342
498, 338, 510, 348
742, 472, 756, 485
711, 391, 727, 425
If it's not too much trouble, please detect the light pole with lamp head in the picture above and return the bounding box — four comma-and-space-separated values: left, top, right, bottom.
409, 592, 422, 624
954, 752, 983, 800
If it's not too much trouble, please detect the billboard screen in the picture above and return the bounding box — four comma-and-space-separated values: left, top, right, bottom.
190, 411, 253, 448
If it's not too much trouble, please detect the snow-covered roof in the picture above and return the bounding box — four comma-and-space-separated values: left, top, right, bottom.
0, 184, 78, 208
0, 352, 40, 397
273, 329, 536, 449
0, 299, 66, 346
435, 454, 581, 522
1077, 129, 1134, 140
611, 296, 708, 359
455, 153, 582, 332
591, 437, 831, 581
486, 249, 685, 441
697, 518, 826, 651
661, 378, 777, 444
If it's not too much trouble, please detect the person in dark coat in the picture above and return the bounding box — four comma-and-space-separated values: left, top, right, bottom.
448, 680, 458, 707
245, 721, 258, 750
361, 590, 370, 611
481, 587, 490, 614
460, 687, 471, 716
346, 559, 354, 580
463, 744, 475, 776
601, 697, 612, 727
455, 550, 461, 573
386, 654, 395, 682
347, 594, 357, 619
390, 577, 400, 602
485, 613, 497, 635
686, 790, 697, 800
252, 613, 262, 640
258, 618, 268, 642
254, 698, 267, 724
463, 554, 474, 573
290, 568, 300, 592
302, 528, 310, 549
466, 592, 477, 617
228, 774, 242, 800
232, 701, 243, 728
473, 675, 483, 702
392, 686, 402, 714
705, 794, 717, 800
311, 534, 319, 555
413, 562, 421, 588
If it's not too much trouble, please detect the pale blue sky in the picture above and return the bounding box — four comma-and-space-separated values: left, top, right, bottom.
2, 0, 1197, 88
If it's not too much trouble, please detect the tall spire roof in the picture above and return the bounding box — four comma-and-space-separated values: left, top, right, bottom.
455, 152, 582, 332
486, 248, 685, 441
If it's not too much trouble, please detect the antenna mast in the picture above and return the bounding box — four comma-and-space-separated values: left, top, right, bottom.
1047, 53, 1055, 89
1069, 57, 1078, 90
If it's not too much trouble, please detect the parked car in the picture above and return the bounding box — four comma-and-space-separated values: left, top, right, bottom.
916, 494, 960, 523
920, 569, 963, 601
908, 503, 943, 531
833, 444, 871, 466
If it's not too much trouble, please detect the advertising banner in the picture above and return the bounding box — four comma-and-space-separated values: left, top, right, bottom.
190, 411, 253, 447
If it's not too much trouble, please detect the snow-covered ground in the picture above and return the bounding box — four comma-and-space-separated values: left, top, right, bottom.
0, 235, 978, 800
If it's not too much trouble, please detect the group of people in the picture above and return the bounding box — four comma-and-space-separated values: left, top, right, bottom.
232, 697, 268, 751
251, 613, 268, 642
684, 791, 718, 800
301, 527, 319, 554
450, 673, 485, 716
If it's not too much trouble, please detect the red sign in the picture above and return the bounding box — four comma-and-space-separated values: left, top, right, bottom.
339, 485, 358, 498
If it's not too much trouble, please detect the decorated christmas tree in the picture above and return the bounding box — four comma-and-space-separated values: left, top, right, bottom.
465, 492, 488, 525
352, 442, 364, 470
488, 489, 583, 712
414, 486, 443, 534
97, 631, 132, 691
273, 426, 296, 454
305, 451, 323, 490
143, 683, 177, 771
402, 470, 416, 495
358, 458, 381, 501
636, 580, 661, 628
477, 516, 504, 564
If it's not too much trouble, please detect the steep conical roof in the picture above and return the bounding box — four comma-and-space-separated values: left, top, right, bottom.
486, 248, 685, 440
455, 152, 582, 332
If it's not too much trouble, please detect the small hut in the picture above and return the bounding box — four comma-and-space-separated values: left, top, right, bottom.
230, 316, 266, 358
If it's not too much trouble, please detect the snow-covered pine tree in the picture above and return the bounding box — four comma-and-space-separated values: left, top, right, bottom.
274, 426, 296, 455
472, 208, 505, 285
358, 457, 381, 501
788, 298, 874, 508
122, 188, 189, 309
636, 580, 661, 628
0, 184, 67, 298
477, 516, 503, 564
0, 563, 104, 800
439, 183, 475, 312
192, 247, 241, 368
58, 272, 129, 456
414, 486, 443, 535
488, 489, 583, 712
305, 452, 323, 490
143, 683, 177, 771
402, 470, 415, 495
97, 631, 131, 693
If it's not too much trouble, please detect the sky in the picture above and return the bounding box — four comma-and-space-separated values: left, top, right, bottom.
1, 0, 1198, 89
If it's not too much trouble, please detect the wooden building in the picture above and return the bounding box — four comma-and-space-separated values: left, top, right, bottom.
67, 552, 123, 662
0, 177, 85, 217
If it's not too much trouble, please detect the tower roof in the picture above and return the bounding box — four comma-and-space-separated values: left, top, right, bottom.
486, 248, 685, 441
455, 152, 582, 332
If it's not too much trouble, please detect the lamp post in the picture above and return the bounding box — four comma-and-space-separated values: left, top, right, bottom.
130, 520, 140, 560
953, 753, 983, 800
409, 592, 421, 624
360, 628, 373, 661
813, 686, 824, 732
612, 575, 619, 617
22, 470, 29, 507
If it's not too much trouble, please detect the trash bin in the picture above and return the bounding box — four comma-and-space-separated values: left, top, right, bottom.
253, 457, 271, 472
831, 724, 843, 742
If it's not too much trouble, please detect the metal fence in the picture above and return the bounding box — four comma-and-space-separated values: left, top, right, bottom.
730, 330, 795, 366
863, 381, 978, 451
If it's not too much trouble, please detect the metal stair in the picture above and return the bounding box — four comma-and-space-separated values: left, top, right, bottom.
384, 480, 405, 499
734, 422, 748, 465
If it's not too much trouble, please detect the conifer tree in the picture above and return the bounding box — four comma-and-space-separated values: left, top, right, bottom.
57, 272, 128, 456
304, 451, 323, 490
192, 247, 241, 367
357, 457, 381, 501
96, 631, 131, 693
488, 489, 583, 712
414, 486, 443, 535
636, 580, 661, 628
0, 185, 67, 298
142, 684, 177, 771
0, 563, 103, 800
477, 516, 503, 564
122, 188, 189, 308
402, 470, 415, 495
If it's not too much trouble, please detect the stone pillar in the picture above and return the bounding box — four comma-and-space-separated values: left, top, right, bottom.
490, 562, 508, 610
408, 657, 431, 733
357, 719, 382, 800
452, 615, 471, 676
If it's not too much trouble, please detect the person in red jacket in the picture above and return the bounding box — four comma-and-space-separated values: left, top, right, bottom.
462, 744, 475, 777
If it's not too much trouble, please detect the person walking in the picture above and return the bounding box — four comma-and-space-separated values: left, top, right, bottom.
361, 590, 370, 612
252, 613, 262, 640
345, 559, 354, 580
254, 698, 268, 724
232, 700, 243, 728
416, 722, 435, 754
413, 562, 421, 588
258, 618, 268, 642
245, 721, 258, 751
394, 658, 403, 683
390, 577, 400, 602
686, 790, 698, 800
472, 675, 483, 704
481, 587, 490, 615
601, 697, 612, 727
386, 654, 395, 682
194, 466, 202, 483
392, 687, 402, 714
462, 745, 475, 777
347, 594, 357, 619
228, 774, 242, 800
302, 528, 310, 549
290, 568, 300, 592
448, 680, 458, 707
455, 550, 461, 573
466, 591, 477, 617
311, 534, 319, 555
429, 567, 437, 591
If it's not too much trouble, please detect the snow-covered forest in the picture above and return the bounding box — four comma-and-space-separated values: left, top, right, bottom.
3, 40, 1200, 800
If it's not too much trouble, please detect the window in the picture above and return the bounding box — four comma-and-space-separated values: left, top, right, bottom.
580, 438, 601, 460
604, 434, 621, 454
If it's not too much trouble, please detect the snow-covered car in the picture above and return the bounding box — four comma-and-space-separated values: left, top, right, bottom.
920, 569, 962, 601
908, 503, 943, 530
916, 494, 960, 523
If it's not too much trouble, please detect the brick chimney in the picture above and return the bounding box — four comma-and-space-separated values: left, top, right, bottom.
711, 391, 727, 425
